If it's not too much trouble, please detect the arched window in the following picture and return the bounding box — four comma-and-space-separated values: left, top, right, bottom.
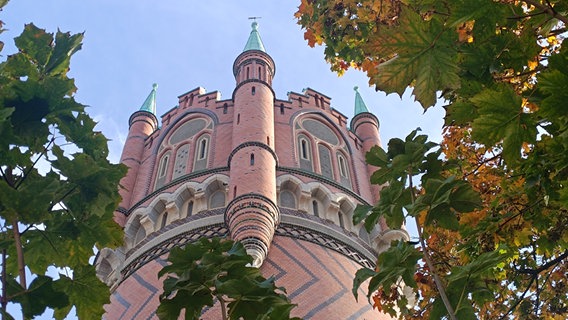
298, 135, 313, 172
338, 154, 347, 177
312, 200, 319, 217
134, 227, 146, 245
251, 86, 256, 95
223, 103, 228, 114
338, 211, 345, 228
279, 190, 296, 209
246, 67, 250, 79
250, 153, 255, 166
194, 135, 210, 171
258, 66, 262, 80
187, 201, 194, 216
198, 139, 208, 160
318, 144, 333, 179
280, 104, 285, 115
210, 190, 226, 209
159, 154, 169, 177
300, 139, 309, 160
337, 152, 352, 188
160, 212, 168, 229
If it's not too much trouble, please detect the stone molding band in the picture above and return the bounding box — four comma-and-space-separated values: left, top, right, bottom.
118, 211, 376, 285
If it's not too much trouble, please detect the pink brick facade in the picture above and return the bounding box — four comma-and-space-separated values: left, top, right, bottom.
97, 23, 407, 319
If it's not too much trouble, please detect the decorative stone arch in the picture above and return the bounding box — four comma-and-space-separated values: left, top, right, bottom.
202, 174, 229, 209
171, 181, 201, 219
336, 195, 357, 232
146, 194, 173, 231
306, 182, 338, 220
95, 248, 124, 287
276, 174, 311, 211
123, 211, 150, 249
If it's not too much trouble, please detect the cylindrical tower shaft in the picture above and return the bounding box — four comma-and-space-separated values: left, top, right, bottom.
226, 22, 279, 267
115, 85, 158, 226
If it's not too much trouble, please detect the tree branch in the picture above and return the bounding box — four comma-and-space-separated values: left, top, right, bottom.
1, 249, 6, 319
523, 0, 568, 25
518, 250, 568, 275
409, 169, 457, 320
11, 221, 26, 289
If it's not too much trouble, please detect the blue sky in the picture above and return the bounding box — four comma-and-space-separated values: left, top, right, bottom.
2, 1, 444, 318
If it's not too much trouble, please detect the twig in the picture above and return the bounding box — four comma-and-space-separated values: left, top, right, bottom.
524, 0, 568, 25
409, 169, 457, 320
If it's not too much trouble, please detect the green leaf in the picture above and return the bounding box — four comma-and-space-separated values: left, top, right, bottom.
471, 86, 537, 163
353, 204, 372, 225
352, 267, 376, 302
53, 265, 110, 320
7, 275, 69, 319
372, 7, 460, 109
14, 24, 53, 68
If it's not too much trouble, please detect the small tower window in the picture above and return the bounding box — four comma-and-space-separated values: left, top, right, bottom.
338, 154, 347, 177
237, 114, 240, 125
251, 86, 256, 95
223, 103, 228, 114
198, 139, 208, 160
312, 200, 319, 217
267, 136, 270, 146
250, 153, 255, 166
189, 94, 194, 106
280, 104, 285, 115
300, 139, 309, 160
160, 212, 168, 229
246, 67, 250, 79
233, 186, 237, 198
258, 66, 262, 81
338, 211, 345, 228
159, 155, 169, 177
187, 201, 194, 216
315, 95, 320, 107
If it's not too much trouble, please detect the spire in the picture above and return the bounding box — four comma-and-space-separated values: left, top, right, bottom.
353, 86, 369, 115
243, 21, 266, 52
139, 83, 158, 114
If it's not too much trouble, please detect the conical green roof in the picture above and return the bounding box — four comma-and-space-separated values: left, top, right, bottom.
243, 22, 266, 52
139, 83, 158, 114
354, 86, 369, 115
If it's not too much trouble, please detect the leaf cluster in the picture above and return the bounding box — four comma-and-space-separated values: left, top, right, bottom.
158, 237, 300, 320
297, 0, 568, 318
0, 20, 126, 319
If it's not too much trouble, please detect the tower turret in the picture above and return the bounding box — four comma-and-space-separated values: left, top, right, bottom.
226, 23, 278, 267
115, 84, 159, 226
350, 86, 381, 203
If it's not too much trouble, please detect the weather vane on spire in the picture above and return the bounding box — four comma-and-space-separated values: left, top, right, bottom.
248, 16, 262, 22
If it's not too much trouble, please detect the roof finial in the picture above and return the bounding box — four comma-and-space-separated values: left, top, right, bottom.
139, 83, 158, 115
354, 86, 369, 115
243, 17, 266, 52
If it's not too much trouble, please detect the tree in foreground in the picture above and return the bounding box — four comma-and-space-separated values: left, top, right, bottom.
0, 7, 126, 319
157, 237, 300, 320
297, 0, 567, 319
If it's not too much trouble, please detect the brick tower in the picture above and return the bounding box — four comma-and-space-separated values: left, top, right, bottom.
96, 23, 406, 319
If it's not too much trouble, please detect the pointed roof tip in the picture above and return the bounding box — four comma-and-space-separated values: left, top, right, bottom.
354, 86, 369, 115
139, 83, 158, 114
243, 21, 266, 52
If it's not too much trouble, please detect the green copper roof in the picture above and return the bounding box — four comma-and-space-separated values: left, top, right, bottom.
243, 22, 266, 52
353, 86, 369, 115
139, 83, 158, 114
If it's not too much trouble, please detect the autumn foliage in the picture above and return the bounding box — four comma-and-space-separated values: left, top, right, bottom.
297, 0, 568, 319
